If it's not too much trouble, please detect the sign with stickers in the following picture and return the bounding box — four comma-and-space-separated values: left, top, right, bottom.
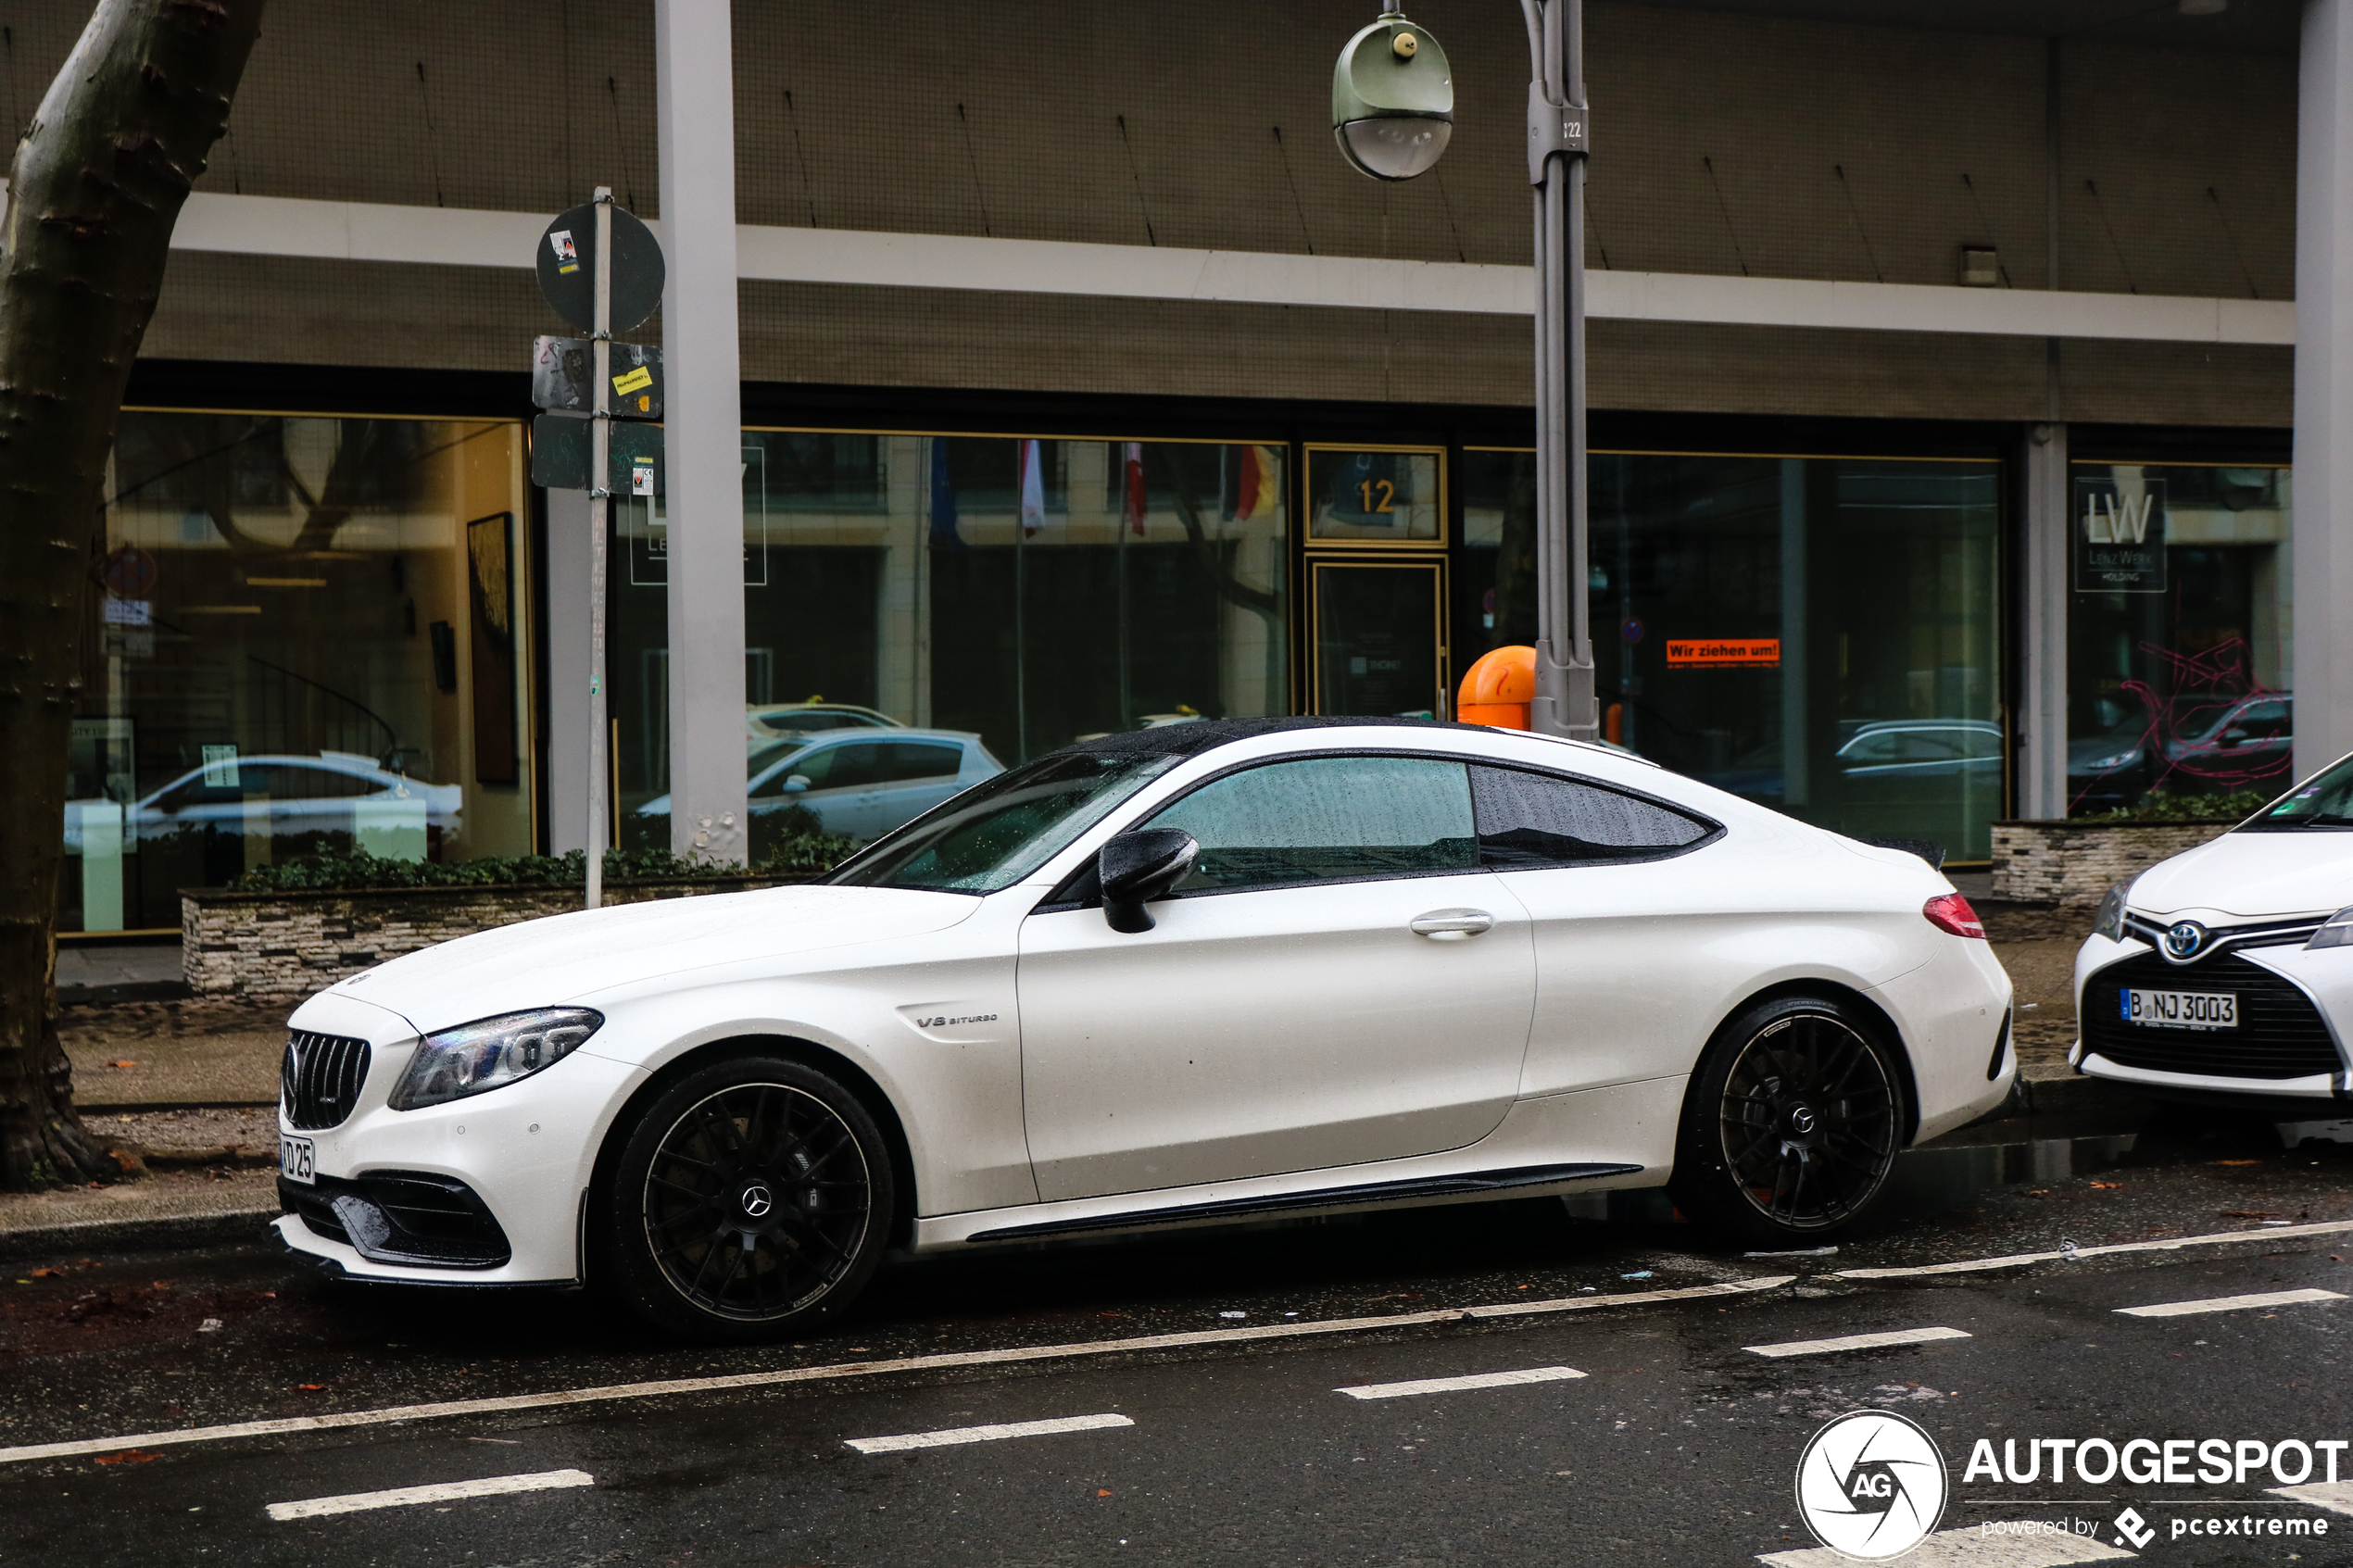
530, 336, 663, 420
534, 201, 665, 332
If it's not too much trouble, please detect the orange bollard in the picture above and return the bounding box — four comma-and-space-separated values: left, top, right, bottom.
1457, 645, 1535, 729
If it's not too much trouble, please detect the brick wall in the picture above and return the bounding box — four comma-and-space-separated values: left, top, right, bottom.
1989, 821, 2236, 905
182, 877, 810, 998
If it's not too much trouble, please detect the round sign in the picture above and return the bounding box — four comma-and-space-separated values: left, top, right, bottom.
1619, 616, 1645, 646
1793, 1409, 1947, 1561
535, 202, 666, 332
103, 545, 157, 598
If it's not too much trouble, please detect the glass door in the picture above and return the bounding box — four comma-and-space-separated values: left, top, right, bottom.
1304, 445, 1449, 720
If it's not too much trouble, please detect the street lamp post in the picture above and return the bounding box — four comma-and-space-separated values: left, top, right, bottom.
1333, 3, 1598, 740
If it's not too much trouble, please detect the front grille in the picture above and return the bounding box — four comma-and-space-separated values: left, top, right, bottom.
280, 1170, 510, 1269
2122, 911, 2328, 960
281, 1031, 371, 1130
2082, 950, 2344, 1081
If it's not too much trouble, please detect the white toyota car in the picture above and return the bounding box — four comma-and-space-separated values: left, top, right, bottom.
274, 719, 2014, 1339
2074, 752, 2353, 1108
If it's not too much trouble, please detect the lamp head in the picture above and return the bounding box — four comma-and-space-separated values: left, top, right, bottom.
1331, 8, 1453, 180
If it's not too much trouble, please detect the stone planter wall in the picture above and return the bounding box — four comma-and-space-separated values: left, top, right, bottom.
182, 875, 812, 997
1990, 820, 2238, 905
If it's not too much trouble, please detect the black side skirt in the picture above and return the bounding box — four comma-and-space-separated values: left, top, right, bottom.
966, 1162, 1644, 1243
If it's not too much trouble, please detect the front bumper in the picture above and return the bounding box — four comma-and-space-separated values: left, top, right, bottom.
275, 989, 644, 1286
2074, 929, 2353, 1108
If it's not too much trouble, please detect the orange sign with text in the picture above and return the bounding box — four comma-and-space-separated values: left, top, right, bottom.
1666, 638, 1780, 669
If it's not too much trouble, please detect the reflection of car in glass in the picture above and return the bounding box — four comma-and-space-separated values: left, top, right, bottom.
2073, 746, 2353, 1109
744, 702, 900, 751
64, 752, 460, 851
1834, 721, 2005, 781
645, 729, 1001, 844
281, 719, 2011, 1340
2069, 694, 2292, 809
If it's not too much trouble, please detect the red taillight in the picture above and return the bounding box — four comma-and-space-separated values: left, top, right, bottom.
1923, 893, 1986, 939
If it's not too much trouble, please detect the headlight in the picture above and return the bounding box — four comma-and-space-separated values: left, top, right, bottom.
2093, 879, 2137, 942
2309, 908, 2353, 950
389, 1008, 602, 1110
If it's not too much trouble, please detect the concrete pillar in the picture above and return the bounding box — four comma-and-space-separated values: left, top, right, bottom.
2296, 0, 2353, 779
2020, 423, 2070, 820
546, 487, 594, 855
656, 0, 749, 864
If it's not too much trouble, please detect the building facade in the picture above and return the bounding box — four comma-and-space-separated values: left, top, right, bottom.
14, 0, 2332, 933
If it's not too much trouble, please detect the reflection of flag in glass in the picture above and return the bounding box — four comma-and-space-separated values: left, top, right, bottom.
1122, 443, 1147, 536
1019, 439, 1046, 538
1235, 444, 1278, 521
929, 437, 961, 547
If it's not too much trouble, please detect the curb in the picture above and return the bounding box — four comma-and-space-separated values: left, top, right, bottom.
0, 1205, 280, 1262
58, 979, 194, 1007
2016, 1068, 2154, 1116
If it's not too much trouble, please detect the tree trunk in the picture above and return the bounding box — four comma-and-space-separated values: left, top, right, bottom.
0, 0, 266, 1191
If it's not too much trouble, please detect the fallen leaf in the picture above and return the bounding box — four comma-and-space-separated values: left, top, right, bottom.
2213, 1159, 2265, 1166
94, 1450, 159, 1465
295, 1384, 329, 1392
2089, 1182, 2121, 1190
105, 1060, 136, 1069
1097, 1489, 1113, 1498
29, 1267, 63, 1279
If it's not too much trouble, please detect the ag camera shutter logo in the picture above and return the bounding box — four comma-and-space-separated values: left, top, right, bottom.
1794, 1409, 1948, 1560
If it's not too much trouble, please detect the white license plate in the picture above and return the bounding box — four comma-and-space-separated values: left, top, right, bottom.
279, 1135, 315, 1185
2122, 988, 2238, 1030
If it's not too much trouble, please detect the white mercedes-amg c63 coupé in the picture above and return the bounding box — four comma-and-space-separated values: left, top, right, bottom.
274, 718, 2015, 1339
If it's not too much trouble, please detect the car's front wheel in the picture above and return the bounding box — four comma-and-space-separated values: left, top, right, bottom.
596, 1055, 895, 1341
1669, 995, 1906, 1247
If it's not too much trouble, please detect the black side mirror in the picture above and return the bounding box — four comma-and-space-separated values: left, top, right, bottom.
1098, 829, 1198, 934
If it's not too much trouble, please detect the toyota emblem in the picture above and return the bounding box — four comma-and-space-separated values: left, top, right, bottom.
2164, 921, 2208, 960
740, 1184, 774, 1219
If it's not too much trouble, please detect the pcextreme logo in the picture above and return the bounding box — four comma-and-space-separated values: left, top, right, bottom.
1793, 1410, 1949, 1561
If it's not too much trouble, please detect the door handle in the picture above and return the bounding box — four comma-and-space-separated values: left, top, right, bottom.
1410, 909, 1493, 940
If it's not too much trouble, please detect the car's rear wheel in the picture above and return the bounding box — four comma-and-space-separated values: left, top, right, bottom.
597, 1055, 894, 1341
1670, 996, 1906, 1247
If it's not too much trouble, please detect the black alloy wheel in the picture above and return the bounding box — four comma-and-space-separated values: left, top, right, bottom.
598, 1056, 894, 1340
1671, 996, 1906, 1246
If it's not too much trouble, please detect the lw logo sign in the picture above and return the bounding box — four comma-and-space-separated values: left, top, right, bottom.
2073, 476, 2168, 594
1794, 1410, 1948, 1561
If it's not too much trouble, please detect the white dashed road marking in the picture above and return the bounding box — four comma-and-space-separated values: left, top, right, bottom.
0, 1274, 1792, 1466
846, 1412, 1134, 1454
2269, 1479, 2353, 1515
1831, 1218, 2353, 1280
1335, 1365, 1586, 1400
266, 1469, 594, 1522
1743, 1325, 1970, 1358
2114, 1287, 2344, 1318
1757, 1524, 2136, 1564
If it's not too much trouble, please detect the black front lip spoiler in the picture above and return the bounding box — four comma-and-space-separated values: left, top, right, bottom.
966, 1162, 1644, 1243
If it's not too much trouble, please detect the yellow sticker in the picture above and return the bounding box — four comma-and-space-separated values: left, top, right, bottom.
636, 394, 651, 412
612, 365, 653, 396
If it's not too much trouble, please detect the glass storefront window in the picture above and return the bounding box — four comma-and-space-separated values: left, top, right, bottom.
616, 433, 1289, 852
2065, 462, 2291, 812
1464, 449, 2005, 861
65, 412, 533, 932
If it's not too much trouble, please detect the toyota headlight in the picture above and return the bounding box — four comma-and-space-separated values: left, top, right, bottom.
2093, 878, 2137, 942
389, 1008, 602, 1110
2309, 908, 2353, 950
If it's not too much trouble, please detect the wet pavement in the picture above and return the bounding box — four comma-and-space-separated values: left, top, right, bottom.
1, 1101, 2351, 1563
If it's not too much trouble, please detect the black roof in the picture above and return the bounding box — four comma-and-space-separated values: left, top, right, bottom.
1058, 716, 1504, 759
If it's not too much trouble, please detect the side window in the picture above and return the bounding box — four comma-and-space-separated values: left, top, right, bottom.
752, 746, 835, 797
1146, 756, 1477, 893
283, 765, 376, 799
1470, 765, 1713, 868
823, 742, 887, 790
879, 742, 963, 783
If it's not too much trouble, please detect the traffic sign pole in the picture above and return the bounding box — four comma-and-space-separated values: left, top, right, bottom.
586, 187, 614, 912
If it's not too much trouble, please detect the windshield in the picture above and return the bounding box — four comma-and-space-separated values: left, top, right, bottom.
824, 750, 1184, 893
2244, 754, 2353, 829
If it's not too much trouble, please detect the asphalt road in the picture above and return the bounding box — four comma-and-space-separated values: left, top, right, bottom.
7, 1105, 2353, 1568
